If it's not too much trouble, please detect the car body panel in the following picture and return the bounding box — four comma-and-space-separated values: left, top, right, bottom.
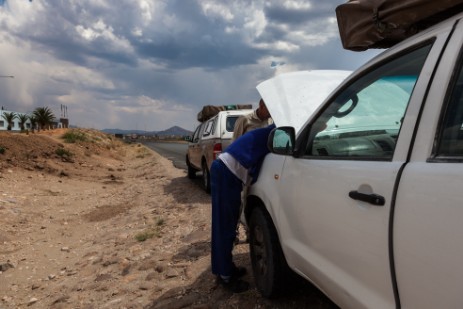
278, 159, 401, 309
392, 18, 463, 309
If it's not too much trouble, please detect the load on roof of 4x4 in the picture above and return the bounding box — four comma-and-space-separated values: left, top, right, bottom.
336, 0, 463, 51
197, 104, 252, 122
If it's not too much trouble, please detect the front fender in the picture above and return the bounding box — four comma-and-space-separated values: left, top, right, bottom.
244, 154, 286, 228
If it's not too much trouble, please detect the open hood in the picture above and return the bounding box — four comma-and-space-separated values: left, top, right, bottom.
256, 70, 352, 135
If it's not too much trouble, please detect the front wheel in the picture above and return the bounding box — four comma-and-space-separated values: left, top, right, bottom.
202, 162, 211, 193
249, 207, 290, 298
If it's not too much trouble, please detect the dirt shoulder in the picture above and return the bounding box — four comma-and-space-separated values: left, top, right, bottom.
0, 129, 336, 309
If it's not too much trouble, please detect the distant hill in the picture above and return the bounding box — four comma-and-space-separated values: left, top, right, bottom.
101, 126, 192, 137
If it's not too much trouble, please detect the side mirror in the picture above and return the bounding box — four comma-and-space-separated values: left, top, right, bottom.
267, 126, 296, 155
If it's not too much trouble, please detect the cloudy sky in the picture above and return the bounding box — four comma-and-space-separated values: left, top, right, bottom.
0, 0, 380, 132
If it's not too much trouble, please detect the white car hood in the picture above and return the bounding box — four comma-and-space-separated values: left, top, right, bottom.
256, 70, 352, 135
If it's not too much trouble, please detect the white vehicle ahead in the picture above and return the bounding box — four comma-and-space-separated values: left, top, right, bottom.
186, 108, 252, 192
245, 12, 463, 309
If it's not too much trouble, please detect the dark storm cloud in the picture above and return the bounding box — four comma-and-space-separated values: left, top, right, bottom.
264, 2, 335, 25
0, 0, 382, 131
5, 0, 352, 72
131, 0, 268, 69
291, 38, 381, 70
6, 1, 137, 67
254, 23, 287, 44
134, 37, 265, 70
8, 0, 268, 70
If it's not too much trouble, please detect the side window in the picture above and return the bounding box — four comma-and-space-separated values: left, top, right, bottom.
435, 54, 463, 157
192, 123, 204, 143
203, 118, 215, 137
306, 44, 432, 160
226, 116, 240, 132
203, 120, 214, 136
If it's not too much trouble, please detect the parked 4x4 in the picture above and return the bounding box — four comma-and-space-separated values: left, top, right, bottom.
186, 108, 252, 192
245, 11, 463, 309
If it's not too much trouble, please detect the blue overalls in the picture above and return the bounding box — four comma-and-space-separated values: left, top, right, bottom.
210, 124, 275, 277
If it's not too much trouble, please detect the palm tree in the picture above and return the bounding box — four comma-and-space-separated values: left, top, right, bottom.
2, 112, 17, 131
28, 115, 37, 133
18, 113, 29, 131
33, 107, 55, 131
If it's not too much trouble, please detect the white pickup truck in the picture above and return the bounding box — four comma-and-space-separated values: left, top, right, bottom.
186, 108, 252, 192
245, 12, 463, 309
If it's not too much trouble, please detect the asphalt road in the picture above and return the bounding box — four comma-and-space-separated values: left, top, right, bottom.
142, 141, 188, 170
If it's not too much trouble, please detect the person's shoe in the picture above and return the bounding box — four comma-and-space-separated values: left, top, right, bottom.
217, 276, 249, 293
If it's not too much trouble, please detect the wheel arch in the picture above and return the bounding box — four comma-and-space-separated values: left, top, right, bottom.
201, 156, 208, 167
245, 195, 267, 224
245, 194, 278, 234
186, 153, 200, 171
201, 156, 211, 193
246, 193, 295, 297
245, 194, 285, 255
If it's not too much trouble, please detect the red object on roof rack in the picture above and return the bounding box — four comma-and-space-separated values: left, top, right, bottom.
336, 0, 463, 51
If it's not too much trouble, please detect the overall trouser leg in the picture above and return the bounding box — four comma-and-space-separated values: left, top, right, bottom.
210, 160, 243, 277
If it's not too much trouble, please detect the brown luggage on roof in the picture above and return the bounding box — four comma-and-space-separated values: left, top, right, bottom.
197, 104, 252, 122
336, 0, 463, 51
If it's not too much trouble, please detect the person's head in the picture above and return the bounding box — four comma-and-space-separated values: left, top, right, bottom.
256, 99, 271, 121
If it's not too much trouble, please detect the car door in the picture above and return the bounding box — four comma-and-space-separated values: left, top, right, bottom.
393, 19, 463, 309
199, 116, 217, 170
274, 40, 444, 309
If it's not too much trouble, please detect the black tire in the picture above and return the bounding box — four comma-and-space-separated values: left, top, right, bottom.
249, 207, 290, 298
186, 156, 196, 179
202, 162, 211, 193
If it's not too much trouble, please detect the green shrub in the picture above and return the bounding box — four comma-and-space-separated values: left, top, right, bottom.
135, 218, 165, 241
62, 130, 87, 143
135, 147, 152, 159
135, 231, 157, 242
55, 147, 73, 158
0, 146, 5, 154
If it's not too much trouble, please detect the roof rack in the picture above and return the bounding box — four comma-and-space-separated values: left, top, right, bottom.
197, 104, 252, 122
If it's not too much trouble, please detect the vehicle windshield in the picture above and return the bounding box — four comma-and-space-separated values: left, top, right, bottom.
306, 43, 432, 159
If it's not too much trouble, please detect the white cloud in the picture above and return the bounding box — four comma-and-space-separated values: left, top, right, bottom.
200, 2, 234, 21
138, 0, 154, 24
132, 27, 143, 37
281, 0, 312, 10
76, 25, 99, 41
